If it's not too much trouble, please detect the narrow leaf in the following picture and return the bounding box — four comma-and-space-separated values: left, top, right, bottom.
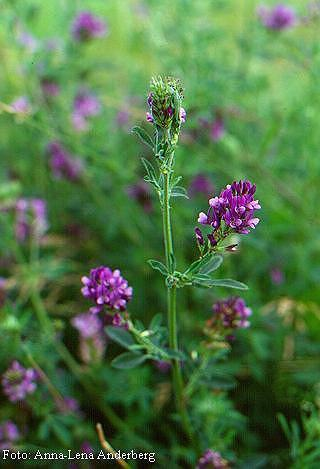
105, 326, 135, 349
199, 255, 223, 274
111, 352, 148, 369
149, 313, 163, 330
148, 259, 168, 276
141, 157, 157, 182
131, 126, 154, 149
193, 278, 248, 290
171, 186, 189, 198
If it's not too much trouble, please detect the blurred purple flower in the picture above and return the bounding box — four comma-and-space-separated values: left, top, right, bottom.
197, 449, 228, 468
72, 90, 101, 132
72, 312, 102, 339
116, 109, 130, 127
81, 441, 93, 454
47, 141, 83, 181
211, 116, 225, 141
81, 266, 133, 314
41, 79, 60, 98
0, 278, 6, 309
2, 361, 38, 402
258, 4, 297, 30
208, 297, 252, 330
189, 174, 215, 198
17, 28, 38, 52
154, 360, 171, 374
11, 97, 31, 115
57, 396, 81, 415
270, 267, 284, 285
15, 198, 48, 242
71, 11, 107, 41
72, 313, 106, 364
127, 180, 153, 213
0, 421, 20, 450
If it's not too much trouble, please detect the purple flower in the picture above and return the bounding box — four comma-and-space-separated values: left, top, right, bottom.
197, 449, 228, 469
2, 361, 37, 402
81, 266, 133, 314
208, 297, 252, 330
41, 79, 60, 98
72, 90, 101, 132
0, 421, 20, 450
195, 227, 204, 246
72, 312, 102, 339
197, 179, 261, 247
146, 77, 185, 129
71, 11, 107, 41
15, 198, 48, 242
17, 27, 39, 52
11, 97, 31, 115
0, 277, 7, 309
258, 4, 297, 30
127, 181, 153, 213
154, 360, 171, 374
72, 312, 106, 363
81, 441, 93, 454
211, 116, 225, 141
189, 174, 215, 198
180, 107, 187, 123
57, 396, 80, 414
116, 109, 130, 127
270, 267, 284, 285
47, 141, 83, 181
146, 111, 154, 123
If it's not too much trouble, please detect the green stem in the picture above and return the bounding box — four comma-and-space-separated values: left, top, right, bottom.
162, 166, 193, 443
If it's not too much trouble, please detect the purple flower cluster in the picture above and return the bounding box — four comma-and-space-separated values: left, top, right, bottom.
127, 180, 153, 213
208, 297, 252, 330
0, 421, 20, 450
71, 11, 107, 41
146, 77, 185, 130
146, 92, 186, 126
47, 141, 83, 181
81, 266, 133, 314
72, 312, 106, 363
258, 4, 297, 30
197, 449, 228, 469
15, 198, 48, 242
72, 90, 101, 132
2, 361, 37, 402
197, 180, 261, 247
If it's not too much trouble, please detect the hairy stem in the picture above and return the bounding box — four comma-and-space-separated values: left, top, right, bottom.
162, 165, 193, 443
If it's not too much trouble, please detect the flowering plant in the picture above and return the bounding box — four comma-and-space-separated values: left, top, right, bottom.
99, 76, 262, 458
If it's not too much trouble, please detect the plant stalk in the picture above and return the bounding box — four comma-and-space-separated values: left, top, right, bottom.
162, 166, 193, 443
